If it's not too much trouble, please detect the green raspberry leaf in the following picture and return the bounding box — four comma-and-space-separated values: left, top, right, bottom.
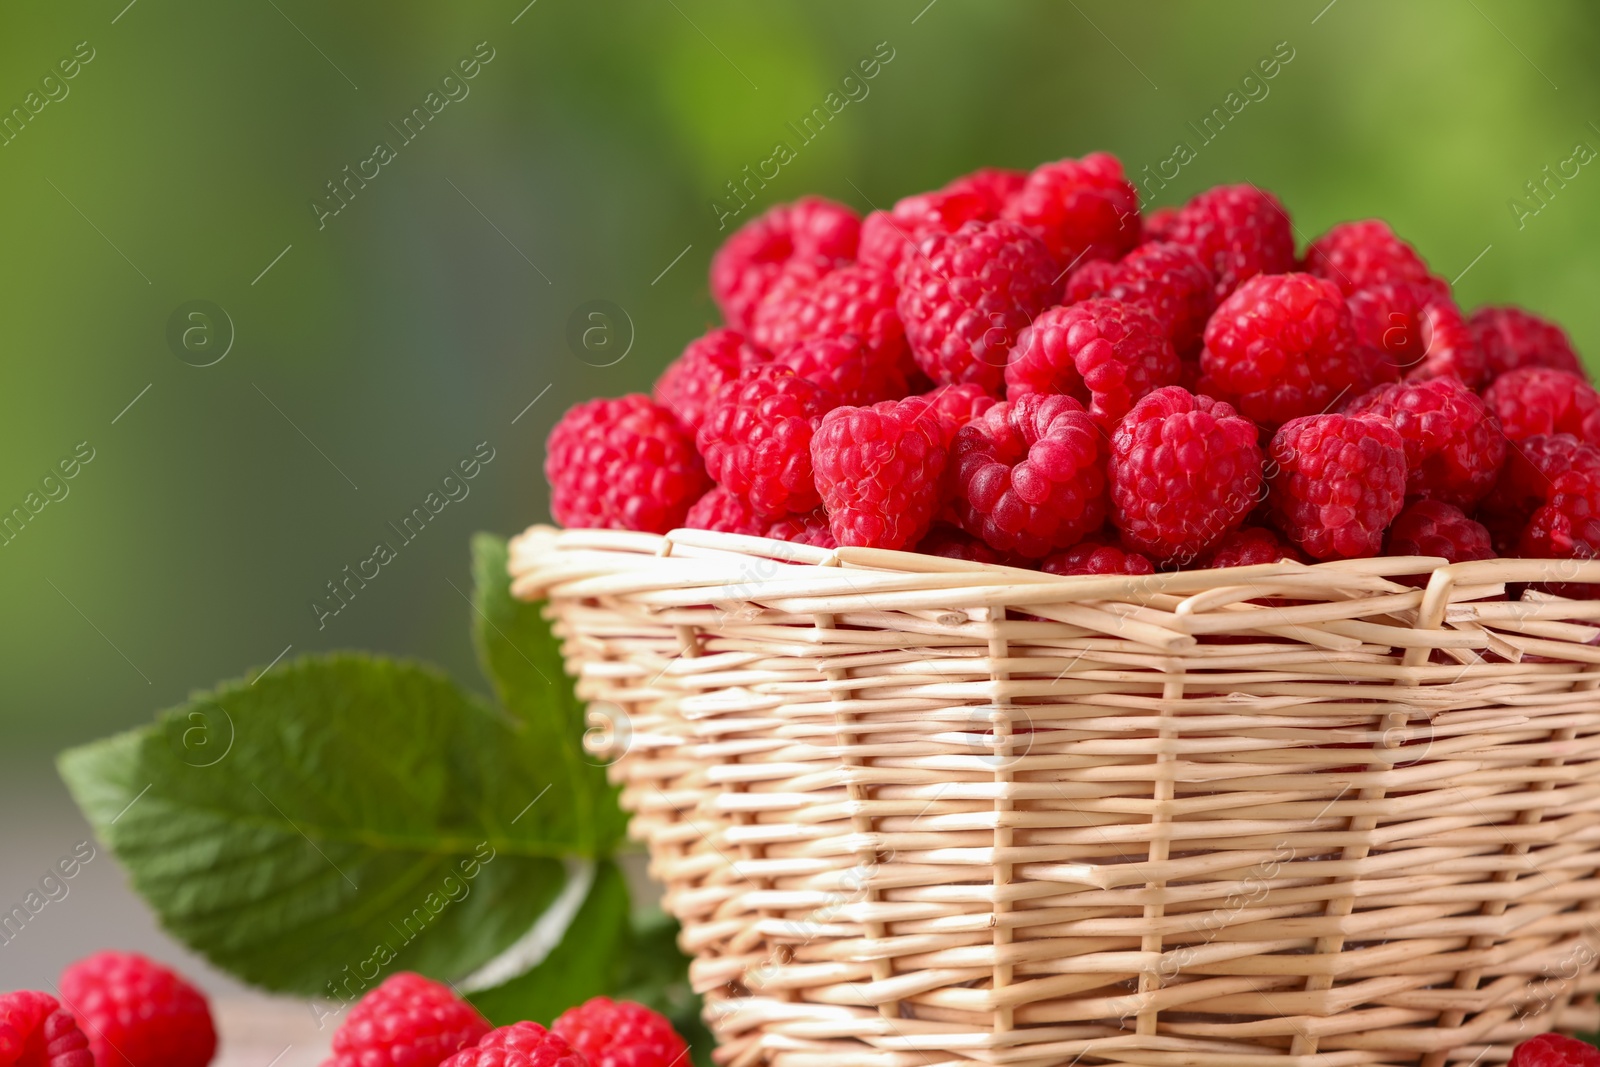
470, 532, 626, 854
58, 654, 585, 996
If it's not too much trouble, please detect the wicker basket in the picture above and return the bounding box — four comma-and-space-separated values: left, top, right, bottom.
509, 524, 1600, 1067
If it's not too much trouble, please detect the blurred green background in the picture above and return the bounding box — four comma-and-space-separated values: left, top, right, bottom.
3, 0, 1599, 999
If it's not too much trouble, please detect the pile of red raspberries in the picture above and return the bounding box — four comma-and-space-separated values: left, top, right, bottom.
546, 153, 1600, 577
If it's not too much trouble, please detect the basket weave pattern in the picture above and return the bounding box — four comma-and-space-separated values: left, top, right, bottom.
511, 525, 1600, 1066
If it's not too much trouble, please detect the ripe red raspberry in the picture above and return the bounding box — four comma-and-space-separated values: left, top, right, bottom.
653, 328, 768, 431
897, 219, 1058, 393
1041, 540, 1154, 576
1479, 434, 1600, 554
685, 485, 764, 535
1521, 464, 1600, 564
916, 523, 1007, 564
750, 263, 909, 369
1107, 386, 1264, 565
0, 991, 91, 1067
1006, 298, 1180, 430
710, 197, 860, 330
1267, 414, 1407, 560
1302, 219, 1449, 298
1483, 367, 1600, 444
1470, 305, 1586, 378
951, 393, 1107, 558
770, 336, 910, 408
553, 997, 689, 1067
1165, 183, 1296, 299
1203, 526, 1304, 568
1346, 282, 1486, 387
943, 166, 1028, 216
1344, 377, 1506, 507
919, 382, 1000, 444
697, 366, 833, 516
763, 508, 836, 548
1385, 499, 1493, 563
1199, 272, 1384, 427
439, 1021, 586, 1067
858, 188, 991, 276
321, 972, 490, 1067
1509, 1033, 1600, 1067
546, 395, 710, 533
1065, 241, 1216, 358
1142, 206, 1179, 242
812, 398, 950, 549
58, 952, 215, 1067
1000, 152, 1141, 267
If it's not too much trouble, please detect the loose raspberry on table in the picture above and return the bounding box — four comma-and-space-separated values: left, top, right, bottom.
710, 197, 860, 330
1267, 414, 1407, 560
697, 366, 834, 517
1509, 1032, 1600, 1067
0, 991, 91, 1067
1165, 183, 1296, 299
1344, 376, 1506, 507
1479, 433, 1600, 554
1107, 386, 1265, 565
951, 393, 1107, 558
917, 523, 1008, 564
897, 218, 1059, 393
750, 263, 910, 372
763, 508, 837, 548
858, 188, 991, 276
439, 1021, 587, 1067
1041, 540, 1154, 576
1202, 525, 1305, 568
684, 485, 765, 535
1065, 241, 1215, 358
1483, 367, 1600, 444
653, 328, 769, 432
1006, 298, 1181, 430
553, 997, 689, 1067
320, 972, 490, 1067
1385, 499, 1494, 563
1301, 219, 1449, 298
58, 951, 214, 1067
770, 335, 910, 408
547, 394, 710, 533
918, 382, 1000, 444
1000, 152, 1141, 267
1346, 281, 1485, 387
1470, 305, 1586, 378
812, 397, 950, 550
1199, 272, 1384, 427
943, 166, 1029, 216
